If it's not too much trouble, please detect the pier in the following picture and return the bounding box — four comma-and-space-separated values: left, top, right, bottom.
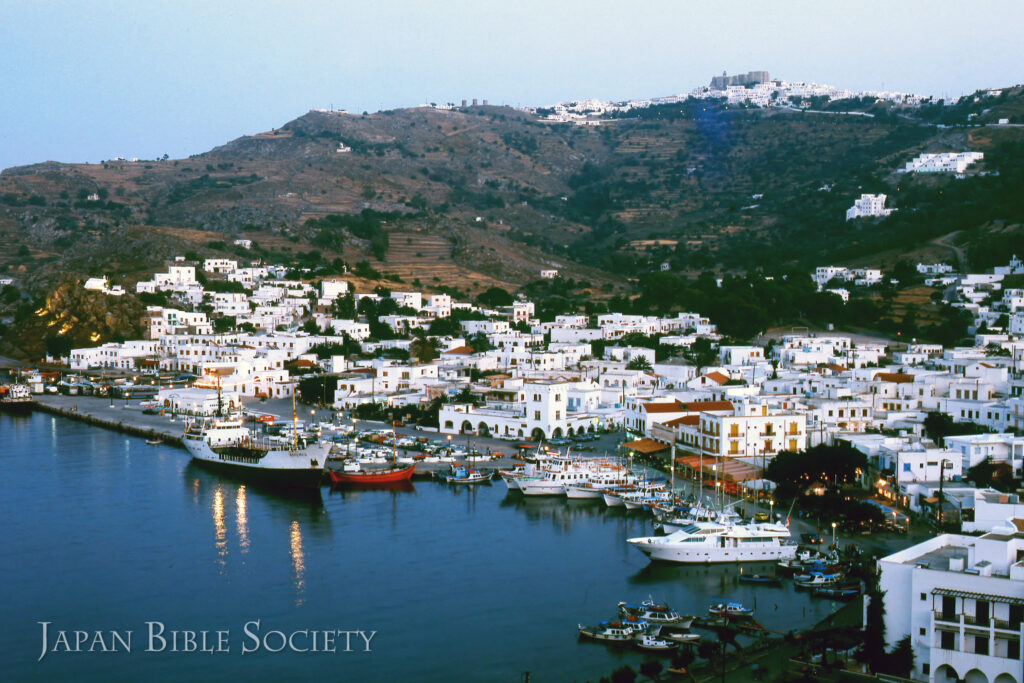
32, 395, 186, 447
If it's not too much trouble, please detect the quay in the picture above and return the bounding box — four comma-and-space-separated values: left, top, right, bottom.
26, 395, 528, 475
32, 394, 186, 447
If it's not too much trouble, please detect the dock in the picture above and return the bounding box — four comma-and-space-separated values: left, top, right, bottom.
31, 395, 186, 447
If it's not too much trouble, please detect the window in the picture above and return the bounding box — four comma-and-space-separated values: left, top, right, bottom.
534, 411, 540, 420
920, 593, 927, 601
919, 627, 926, 636
940, 630, 955, 650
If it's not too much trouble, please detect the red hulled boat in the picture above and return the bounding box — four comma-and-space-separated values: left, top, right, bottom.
328, 463, 417, 485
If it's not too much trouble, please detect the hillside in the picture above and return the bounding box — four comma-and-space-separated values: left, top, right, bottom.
1, 86, 1023, 356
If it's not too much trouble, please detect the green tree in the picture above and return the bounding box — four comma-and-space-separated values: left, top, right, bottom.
410, 337, 440, 363
626, 356, 653, 371
332, 291, 356, 318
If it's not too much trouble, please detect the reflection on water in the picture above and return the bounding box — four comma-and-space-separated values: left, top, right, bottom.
3, 413, 841, 683
213, 486, 227, 571
290, 520, 305, 606
236, 485, 249, 553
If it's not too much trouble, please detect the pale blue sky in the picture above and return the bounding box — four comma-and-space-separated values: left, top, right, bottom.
1, 0, 1021, 171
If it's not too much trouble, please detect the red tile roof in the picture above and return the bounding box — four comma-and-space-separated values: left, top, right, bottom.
874, 372, 914, 384
704, 371, 730, 384
664, 415, 701, 427
682, 400, 734, 413
444, 345, 474, 355
642, 401, 684, 413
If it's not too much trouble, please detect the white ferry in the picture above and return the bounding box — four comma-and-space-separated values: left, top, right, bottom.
628, 520, 797, 564
183, 417, 329, 490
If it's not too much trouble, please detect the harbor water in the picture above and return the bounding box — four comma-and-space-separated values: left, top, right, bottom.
3, 412, 841, 681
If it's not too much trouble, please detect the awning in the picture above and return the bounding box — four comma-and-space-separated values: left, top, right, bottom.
932, 588, 1024, 607
923, 496, 939, 504
623, 438, 670, 455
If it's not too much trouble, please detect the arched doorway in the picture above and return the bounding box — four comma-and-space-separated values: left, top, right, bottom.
993, 673, 1018, 683
965, 669, 990, 683
531, 428, 546, 442
552, 427, 563, 439
477, 422, 490, 437
566, 427, 575, 437
460, 420, 473, 434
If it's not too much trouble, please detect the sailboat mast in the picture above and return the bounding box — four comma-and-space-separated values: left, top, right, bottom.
291, 381, 299, 450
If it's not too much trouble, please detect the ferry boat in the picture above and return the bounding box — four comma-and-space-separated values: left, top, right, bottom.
0, 384, 33, 413
627, 520, 798, 564
183, 416, 329, 490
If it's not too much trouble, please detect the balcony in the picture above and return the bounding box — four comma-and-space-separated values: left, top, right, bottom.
933, 610, 959, 625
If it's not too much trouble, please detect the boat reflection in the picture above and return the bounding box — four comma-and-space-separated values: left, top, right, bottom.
327, 480, 416, 497
499, 492, 651, 536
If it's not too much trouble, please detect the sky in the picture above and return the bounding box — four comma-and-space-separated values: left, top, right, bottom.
0, 0, 1021, 171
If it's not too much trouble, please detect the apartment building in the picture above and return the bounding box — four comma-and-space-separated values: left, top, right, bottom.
875, 528, 1023, 682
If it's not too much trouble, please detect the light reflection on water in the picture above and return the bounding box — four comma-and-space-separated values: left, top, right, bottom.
236, 486, 249, 554
3, 412, 843, 682
289, 520, 305, 606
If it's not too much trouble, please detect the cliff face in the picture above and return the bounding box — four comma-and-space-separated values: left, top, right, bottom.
4, 282, 145, 360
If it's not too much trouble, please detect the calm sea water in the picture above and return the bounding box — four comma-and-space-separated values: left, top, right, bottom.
3, 412, 839, 682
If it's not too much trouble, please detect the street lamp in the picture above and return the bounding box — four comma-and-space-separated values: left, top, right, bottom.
831, 521, 837, 546
770, 498, 774, 522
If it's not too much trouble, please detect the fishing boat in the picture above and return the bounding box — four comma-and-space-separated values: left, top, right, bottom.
708, 602, 754, 619
578, 616, 649, 643
329, 462, 417, 485
634, 628, 677, 653
738, 573, 782, 585
444, 465, 491, 484
618, 598, 694, 627
794, 571, 844, 590
0, 384, 34, 414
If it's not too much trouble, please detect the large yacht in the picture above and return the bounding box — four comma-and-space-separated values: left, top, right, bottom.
183, 416, 329, 489
628, 519, 797, 564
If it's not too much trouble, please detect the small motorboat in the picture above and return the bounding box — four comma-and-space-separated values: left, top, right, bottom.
444, 465, 491, 484
659, 624, 701, 644
634, 628, 677, 652
618, 598, 694, 627
794, 572, 844, 590
738, 573, 782, 585
145, 438, 164, 446
578, 618, 646, 643
708, 602, 754, 619
812, 583, 862, 600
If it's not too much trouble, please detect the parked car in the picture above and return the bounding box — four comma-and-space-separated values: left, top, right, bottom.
753, 512, 771, 523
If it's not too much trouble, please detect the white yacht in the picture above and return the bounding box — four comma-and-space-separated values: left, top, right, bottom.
564, 466, 639, 499
628, 520, 797, 564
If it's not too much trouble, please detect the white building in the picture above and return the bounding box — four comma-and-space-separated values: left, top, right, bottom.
846, 193, 894, 221
875, 527, 1024, 682
203, 259, 238, 274
903, 152, 984, 175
